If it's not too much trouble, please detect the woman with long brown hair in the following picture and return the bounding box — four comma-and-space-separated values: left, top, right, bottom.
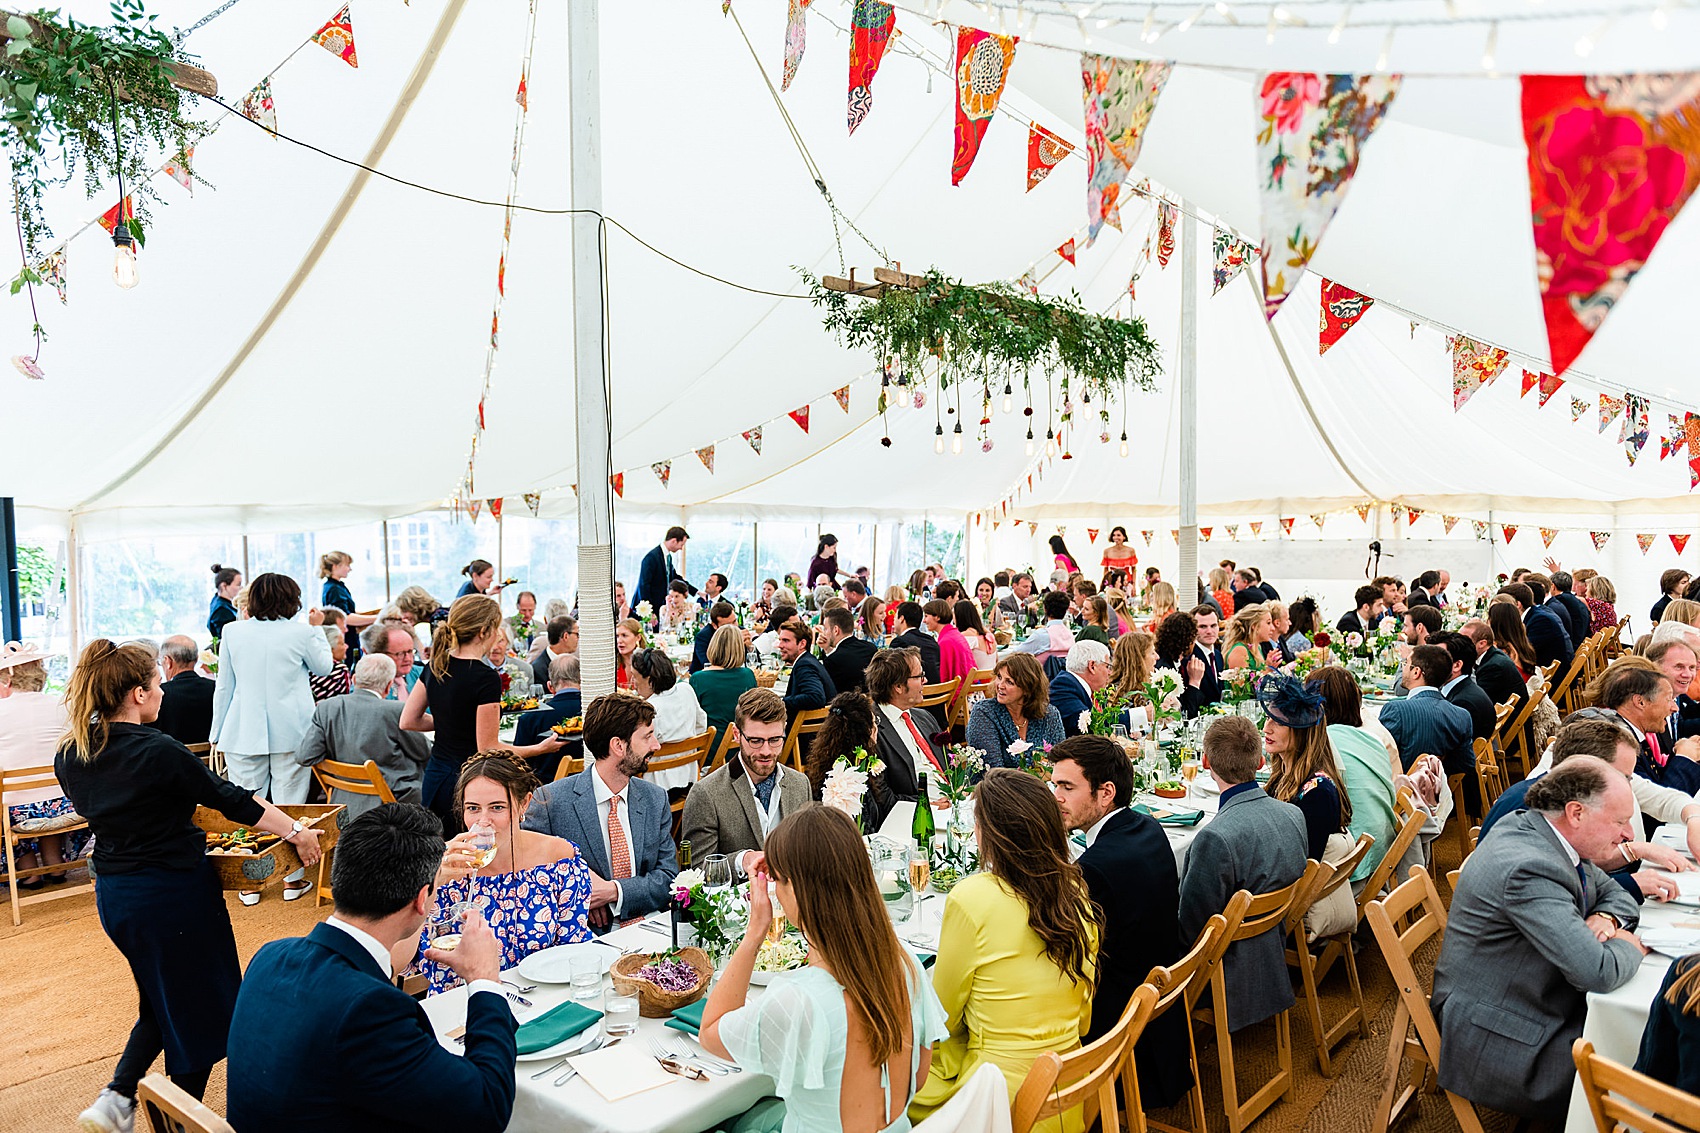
401, 595, 563, 827
615, 616, 646, 690
1488, 598, 1538, 676
910, 769, 1100, 1130
1258, 673, 1353, 860
418, 751, 591, 994
56, 640, 321, 1131
701, 805, 947, 1133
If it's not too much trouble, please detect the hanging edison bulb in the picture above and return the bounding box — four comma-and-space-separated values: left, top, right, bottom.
1119, 431, 1130, 458
933, 424, 945, 454
1001, 381, 1013, 414
1025, 429, 1035, 456
951, 422, 963, 455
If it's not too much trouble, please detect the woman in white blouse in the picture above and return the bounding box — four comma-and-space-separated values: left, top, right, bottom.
630, 648, 706, 792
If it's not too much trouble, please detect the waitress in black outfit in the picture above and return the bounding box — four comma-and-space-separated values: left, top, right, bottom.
206, 564, 242, 639
401, 594, 563, 829
56, 639, 322, 1132
317, 550, 376, 661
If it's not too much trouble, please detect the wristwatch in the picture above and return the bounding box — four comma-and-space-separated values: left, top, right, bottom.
1595, 911, 1621, 931
283, 819, 308, 840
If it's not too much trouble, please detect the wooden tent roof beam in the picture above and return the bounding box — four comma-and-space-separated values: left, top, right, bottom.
0, 10, 218, 98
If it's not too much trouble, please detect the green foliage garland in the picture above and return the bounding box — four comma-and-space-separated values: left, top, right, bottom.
800, 267, 1163, 406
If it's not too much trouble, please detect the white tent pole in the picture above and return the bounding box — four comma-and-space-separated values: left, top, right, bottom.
1177, 201, 1199, 605
67, 517, 81, 658
381, 520, 392, 603
570, 0, 616, 701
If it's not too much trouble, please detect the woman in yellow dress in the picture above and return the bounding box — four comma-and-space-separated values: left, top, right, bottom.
909, 769, 1101, 1132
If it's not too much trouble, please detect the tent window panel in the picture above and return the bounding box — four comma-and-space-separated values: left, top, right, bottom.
389, 521, 433, 570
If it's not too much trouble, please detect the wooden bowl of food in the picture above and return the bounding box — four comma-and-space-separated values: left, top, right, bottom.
610, 947, 714, 1016
1153, 782, 1188, 800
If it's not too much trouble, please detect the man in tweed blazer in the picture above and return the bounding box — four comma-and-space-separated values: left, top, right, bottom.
1432, 756, 1645, 1123
1178, 715, 1308, 1032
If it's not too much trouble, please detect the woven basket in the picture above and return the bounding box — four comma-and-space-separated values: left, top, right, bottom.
610, 947, 714, 1017
753, 669, 779, 689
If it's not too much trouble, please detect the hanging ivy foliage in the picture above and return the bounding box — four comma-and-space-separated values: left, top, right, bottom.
800, 267, 1162, 405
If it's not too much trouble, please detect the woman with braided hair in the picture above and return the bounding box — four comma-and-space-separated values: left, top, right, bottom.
418, 750, 593, 993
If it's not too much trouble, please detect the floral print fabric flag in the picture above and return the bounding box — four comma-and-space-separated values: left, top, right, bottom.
1540, 527, 1559, 548
38, 248, 65, 303
242, 77, 278, 137
1212, 226, 1254, 295
1057, 238, 1076, 265
1279, 517, 1295, 535
1450, 335, 1509, 410
1157, 201, 1178, 267
610, 472, 624, 499
847, 0, 896, 135
1520, 73, 1700, 376
652, 461, 672, 489
1443, 515, 1460, 534
1598, 393, 1624, 434
1538, 373, 1565, 406
1319, 280, 1373, 353
789, 406, 811, 433
312, 5, 358, 67
1639, 533, 1657, 554
1675, 534, 1693, 555
523, 493, 541, 517
782, 0, 810, 91
743, 426, 763, 455
1082, 55, 1171, 244
1250, 521, 1263, 536
1592, 531, 1611, 551
1256, 73, 1400, 320
1624, 393, 1650, 464
696, 445, 715, 473
1502, 525, 1519, 544
1472, 520, 1490, 540
1571, 395, 1589, 422
1027, 122, 1074, 192
833, 385, 851, 412
162, 148, 194, 193
952, 28, 1017, 186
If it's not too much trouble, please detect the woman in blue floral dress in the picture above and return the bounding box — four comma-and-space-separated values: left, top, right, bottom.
419, 752, 592, 994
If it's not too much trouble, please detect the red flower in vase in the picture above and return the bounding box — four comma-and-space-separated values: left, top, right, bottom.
500, 671, 512, 693
1312, 631, 1332, 647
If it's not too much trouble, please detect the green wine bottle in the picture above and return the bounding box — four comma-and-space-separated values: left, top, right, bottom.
678, 838, 692, 869
911, 776, 935, 849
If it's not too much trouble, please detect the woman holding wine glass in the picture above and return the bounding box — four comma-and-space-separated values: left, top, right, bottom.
419, 751, 592, 993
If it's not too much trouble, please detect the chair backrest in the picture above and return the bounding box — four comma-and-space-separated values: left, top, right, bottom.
1145, 914, 1226, 1022
0, 765, 68, 809
1356, 787, 1426, 914
1549, 650, 1589, 714
1365, 866, 1450, 1053
136, 1074, 237, 1133
949, 669, 995, 728
1185, 893, 1251, 1014
1230, 862, 1316, 946
1284, 834, 1375, 939
311, 758, 397, 805
779, 707, 830, 774
918, 677, 961, 714
1573, 1038, 1700, 1133
1473, 738, 1507, 811
707, 725, 741, 772
649, 729, 716, 779
1011, 984, 1156, 1133
551, 756, 587, 782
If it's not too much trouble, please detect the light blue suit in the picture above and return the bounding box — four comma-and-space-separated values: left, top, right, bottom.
211, 618, 333, 804
521, 762, 678, 921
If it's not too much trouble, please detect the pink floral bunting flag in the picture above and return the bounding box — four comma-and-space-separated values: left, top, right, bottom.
1540, 527, 1559, 548
743, 426, 763, 455
1672, 414, 1689, 458
1082, 55, 1172, 244
241, 77, 278, 137
312, 5, 358, 67
833, 385, 851, 412
652, 461, 672, 489
1598, 393, 1625, 434
781, 0, 811, 92
523, 493, 541, 517
1212, 227, 1255, 295
1319, 280, 1374, 353
1639, 533, 1658, 554
1472, 520, 1490, 541
1442, 515, 1460, 534
467, 498, 483, 523
696, 445, 715, 473
1255, 73, 1401, 321
1141, 530, 1154, 545
1592, 531, 1611, 551
1538, 373, 1565, 406
1451, 335, 1510, 410
162, 148, 194, 193
1026, 123, 1074, 192
1571, 395, 1590, 422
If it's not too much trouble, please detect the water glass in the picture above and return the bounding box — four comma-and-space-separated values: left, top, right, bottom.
569, 953, 603, 1001
703, 854, 733, 891
604, 994, 640, 1037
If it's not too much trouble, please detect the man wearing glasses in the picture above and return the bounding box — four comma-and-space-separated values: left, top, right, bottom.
867, 646, 945, 827
360, 621, 425, 701
681, 688, 810, 876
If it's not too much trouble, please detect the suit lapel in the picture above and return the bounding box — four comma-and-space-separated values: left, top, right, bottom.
728, 762, 765, 848
572, 768, 611, 878
878, 714, 918, 787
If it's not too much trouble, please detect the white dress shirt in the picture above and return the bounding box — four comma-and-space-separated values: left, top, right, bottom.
1083, 806, 1125, 849
591, 762, 635, 915
324, 916, 501, 999
880, 703, 931, 774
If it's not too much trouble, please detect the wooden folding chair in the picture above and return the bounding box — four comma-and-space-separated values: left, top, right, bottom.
705, 724, 741, 772
1365, 867, 1486, 1133
948, 669, 994, 729
917, 677, 960, 717
1548, 650, 1590, 716
1352, 786, 1426, 914
185, 741, 225, 778
1473, 738, 1507, 815
1573, 1038, 1700, 1133
1012, 984, 1155, 1133
1494, 691, 1537, 781
136, 1073, 237, 1133
648, 728, 716, 843
1136, 915, 1227, 1133
779, 707, 830, 775
1284, 834, 1376, 1076
1190, 864, 1317, 1133
304, 759, 395, 908
551, 756, 586, 782
1, 765, 93, 927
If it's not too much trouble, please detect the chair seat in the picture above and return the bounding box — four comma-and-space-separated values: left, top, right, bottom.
11, 811, 86, 834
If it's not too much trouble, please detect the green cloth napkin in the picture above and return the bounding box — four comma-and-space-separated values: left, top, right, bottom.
514, 999, 602, 1055
1133, 802, 1205, 826
666, 996, 707, 1035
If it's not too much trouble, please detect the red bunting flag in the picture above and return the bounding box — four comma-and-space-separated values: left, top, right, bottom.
610, 472, 624, 499
696, 445, 715, 473
1087, 528, 1100, 543
516, 71, 528, 110
1688, 414, 1700, 489
951, 27, 1017, 186
833, 385, 851, 413
1502, 524, 1519, 543
1591, 531, 1610, 551
1279, 517, 1294, 535
1540, 526, 1559, 548
1521, 75, 1700, 376
789, 406, 811, 433
1200, 527, 1213, 541
1674, 534, 1692, 555
487, 498, 503, 521
1319, 281, 1374, 354
1639, 534, 1657, 555
1521, 370, 1540, 398
1442, 515, 1460, 534
97, 196, 135, 236
1406, 507, 1421, 527
1538, 373, 1565, 406
312, 4, 358, 67
847, 0, 895, 134
1249, 521, 1263, 537
1026, 122, 1074, 192
1354, 503, 1370, 522
1057, 239, 1076, 266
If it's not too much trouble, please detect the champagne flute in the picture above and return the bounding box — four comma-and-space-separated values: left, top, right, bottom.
1180, 758, 1201, 797
907, 845, 931, 896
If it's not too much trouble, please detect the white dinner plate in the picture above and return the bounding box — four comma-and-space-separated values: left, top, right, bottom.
1640, 928, 1700, 958
513, 1021, 603, 1061
515, 941, 617, 984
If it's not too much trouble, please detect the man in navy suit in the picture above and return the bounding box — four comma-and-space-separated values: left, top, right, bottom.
1460, 618, 1526, 708
819, 607, 876, 694
1549, 571, 1594, 648
633, 525, 694, 612
154, 635, 215, 745
1052, 640, 1111, 738
890, 601, 941, 684
523, 692, 679, 929
775, 618, 835, 721
514, 654, 583, 781
228, 804, 517, 1133
1379, 644, 1474, 776
1501, 581, 1573, 666
1190, 605, 1225, 709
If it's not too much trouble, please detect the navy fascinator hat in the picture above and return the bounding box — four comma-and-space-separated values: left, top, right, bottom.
1255, 672, 1325, 729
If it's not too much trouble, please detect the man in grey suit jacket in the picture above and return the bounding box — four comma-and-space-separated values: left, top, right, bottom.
1378, 645, 1474, 774
681, 689, 811, 873
1432, 756, 1645, 1123
1178, 715, 1308, 1032
295, 655, 430, 815
522, 692, 678, 929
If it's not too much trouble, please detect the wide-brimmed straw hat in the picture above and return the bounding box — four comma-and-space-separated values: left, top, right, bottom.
0, 641, 52, 670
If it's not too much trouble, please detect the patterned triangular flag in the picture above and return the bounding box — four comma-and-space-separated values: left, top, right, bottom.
1157, 201, 1178, 268
1539, 527, 1558, 549
516, 69, 528, 110
487, 498, 503, 521
1310, 513, 1327, 530
1279, 517, 1294, 535
1687, 414, 1700, 489
1170, 529, 1180, 543
1141, 530, 1154, 545
1026, 122, 1074, 192
1354, 503, 1370, 522
1319, 281, 1374, 354
97, 196, 135, 236
743, 426, 763, 455
1017, 271, 1040, 296
162, 148, 194, 193
1406, 507, 1421, 527
652, 460, 672, 488
1598, 394, 1624, 435
847, 0, 896, 135
1472, 520, 1490, 540
1501, 524, 1518, 543
1674, 534, 1692, 555
37, 248, 65, 303
610, 472, 624, 499
1087, 528, 1100, 543
1225, 524, 1239, 540
781, 0, 811, 91
1520, 370, 1540, 398
1249, 521, 1263, 537
789, 406, 810, 433
1571, 395, 1589, 423
312, 4, 358, 67
833, 385, 851, 413
1057, 239, 1076, 266
1536, 373, 1564, 407
1673, 414, 1689, 458
241, 77, 278, 137
1200, 527, 1213, 541
1442, 515, 1460, 535
1639, 534, 1657, 555
1212, 226, 1254, 295
951, 28, 1017, 186
1591, 531, 1610, 552
696, 445, 715, 473
523, 492, 541, 517
467, 498, 482, 523
1451, 335, 1510, 410
1256, 73, 1401, 320
1082, 56, 1171, 243
1624, 394, 1650, 466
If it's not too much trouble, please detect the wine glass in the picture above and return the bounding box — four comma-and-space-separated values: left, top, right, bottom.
907, 845, 931, 897
703, 854, 733, 892
1180, 758, 1201, 798
469, 822, 497, 869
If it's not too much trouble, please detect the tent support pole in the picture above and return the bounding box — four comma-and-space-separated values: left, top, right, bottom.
381, 520, 392, 603
1176, 201, 1199, 605
497, 511, 505, 594
66, 517, 80, 658
241, 535, 249, 582
570, 0, 616, 701
871, 524, 878, 593
0, 499, 20, 644
752, 523, 760, 599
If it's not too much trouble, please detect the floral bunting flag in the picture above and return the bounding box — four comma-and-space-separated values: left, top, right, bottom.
789, 406, 810, 433
847, 0, 896, 135
1472, 520, 1490, 540
1502, 524, 1519, 543
1157, 201, 1178, 267
97, 196, 135, 235
1443, 515, 1460, 534
1537, 373, 1565, 406
1243, 521, 1259, 537
1571, 395, 1589, 422
466, 498, 482, 523
1087, 528, 1100, 543
1625, 394, 1650, 465
241, 77, 278, 137
743, 426, 763, 455
1662, 434, 1673, 461
833, 385, 851, 412
1057, 238, 1076, 265
523, 492, 541, 517
1354, 503, 1370, 521
487, 498, 503, 521
1319, 280, 1374, 353
1310, 513, 1328, 529
162, 148, 194, 193
610, 472, 624, 499
696, 445, 715, 473
1451, 335, 1510, 409
1255, 73, 1401, 320
1598, 393, 1625, 434
1521, 74, 1700, 376
1225, 524, 1239, 540
312, 4, 358, 67
1687, 414, 1700, 488
1026, 122, 1074, 192
37, 248, 65, 303
952, 28, 1018, 186
1141, 530, 1154, 545
1673, 414, 1689, 458
1199, 526, 1212, 541
1540, 526, 1559, 548
1639, 533, 1657, 554
516, 70, 528, 110
1406, 507, 1421, 526
781, 0, 811, 92
1017, 271, 1040, 295
1082, 55, 1172, 244
652, 461, 672, 489
1675, 534, 1693, 555
1520, 370, 1540, 397
1279, 517, 1295, 535
1212, 227, 1254, 295
1170, 529, 1180, 543
1591, 531, 1610, 551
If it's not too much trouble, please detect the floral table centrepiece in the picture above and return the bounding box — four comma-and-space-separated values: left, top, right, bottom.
1222, 667, 1261, 717
1004, 739, 1053, 780
823, 744, 885, 832
1141, 670, 1184, 738
671, 868, 749, 963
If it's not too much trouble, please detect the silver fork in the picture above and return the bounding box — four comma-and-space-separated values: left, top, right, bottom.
502, 979, 538, 993
670, 1033, 742, 1074
506, 991, 534, 1009
648, 1036, 727, 1076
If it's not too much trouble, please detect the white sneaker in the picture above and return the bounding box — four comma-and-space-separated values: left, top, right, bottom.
78, 1088, 135, 1133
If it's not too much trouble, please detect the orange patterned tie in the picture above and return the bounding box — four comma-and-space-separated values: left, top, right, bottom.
607, 797, 633, 880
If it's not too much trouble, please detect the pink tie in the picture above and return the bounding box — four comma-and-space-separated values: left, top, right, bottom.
1650, 732, 1667, 767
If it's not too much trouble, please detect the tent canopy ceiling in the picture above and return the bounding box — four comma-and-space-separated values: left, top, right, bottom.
5, 0, 1699, 540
